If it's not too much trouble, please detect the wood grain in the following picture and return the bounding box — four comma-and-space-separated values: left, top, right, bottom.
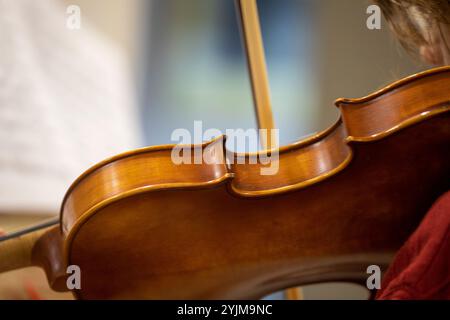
1, 67, 448, 299
58, 66, 449, 299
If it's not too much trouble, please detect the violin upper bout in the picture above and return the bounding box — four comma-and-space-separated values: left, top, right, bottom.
335, 66, 450, 142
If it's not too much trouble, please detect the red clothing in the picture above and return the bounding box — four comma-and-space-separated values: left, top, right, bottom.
376, 191, 450, 300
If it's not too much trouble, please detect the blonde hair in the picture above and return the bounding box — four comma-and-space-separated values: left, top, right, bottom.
374, 0, 450, 53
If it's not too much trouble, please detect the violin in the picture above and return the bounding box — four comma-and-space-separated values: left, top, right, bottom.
0, 0, 449, 299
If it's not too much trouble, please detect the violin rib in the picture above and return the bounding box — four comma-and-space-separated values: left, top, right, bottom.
56, 67, 449, 299
61, 67, 450, 210
337, 66, 450, 141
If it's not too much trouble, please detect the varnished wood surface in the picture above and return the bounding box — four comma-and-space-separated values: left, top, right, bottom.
60, 139, 229, 234
1, 67, 448, 299
337, 70, 450, 140
68, 114, 449, 299
56, 66, 450, 299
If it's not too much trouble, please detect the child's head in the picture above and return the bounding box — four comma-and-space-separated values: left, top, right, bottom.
375, 0, 450, 65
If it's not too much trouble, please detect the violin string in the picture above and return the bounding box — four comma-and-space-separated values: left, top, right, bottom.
0, 218, 59, 242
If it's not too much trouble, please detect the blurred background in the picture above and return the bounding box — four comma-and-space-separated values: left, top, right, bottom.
0, 0, 430, 299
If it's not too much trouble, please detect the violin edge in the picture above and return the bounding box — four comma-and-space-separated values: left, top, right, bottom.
334, 65, 450, 106
58, 66, 450, 207
58, 66, 450, 239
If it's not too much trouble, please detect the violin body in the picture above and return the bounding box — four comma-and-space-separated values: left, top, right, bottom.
7, 67, 450, 299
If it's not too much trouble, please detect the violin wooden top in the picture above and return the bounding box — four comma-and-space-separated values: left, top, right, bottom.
1, 67, 447, 299
51, 66, 450, 299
